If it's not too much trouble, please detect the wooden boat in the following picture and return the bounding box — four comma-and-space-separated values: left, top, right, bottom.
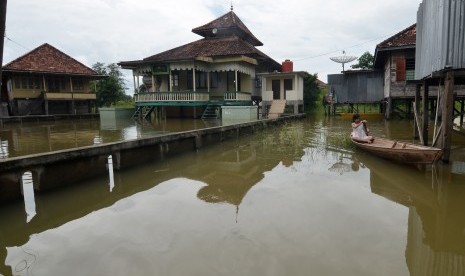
351, 137, 443, 164
340, 113, 384, 119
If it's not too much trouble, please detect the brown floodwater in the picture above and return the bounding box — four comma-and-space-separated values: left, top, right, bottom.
0, 115, 465, 276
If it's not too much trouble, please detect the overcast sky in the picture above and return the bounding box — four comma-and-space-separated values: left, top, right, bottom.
3, 0, 422, 89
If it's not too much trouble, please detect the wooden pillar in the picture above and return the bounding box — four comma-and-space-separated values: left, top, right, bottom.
460, 99, 464, 127
70, 77, 75, 115
44, 94, 49, 115
136, 74, 140, 91
193, 69, 196, 92
235, 70, 238, 92
133, 72, 137, 92
413, 84, 421, 139
440, 71, 455, 162
386, 98, 392, 120
0, 0, 6, 87
207, 72, 210, 92
151, 75, 155, 92
422, 81, 429, 146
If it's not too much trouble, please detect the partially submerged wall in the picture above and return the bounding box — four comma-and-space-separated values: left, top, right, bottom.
0, 115, 305, 203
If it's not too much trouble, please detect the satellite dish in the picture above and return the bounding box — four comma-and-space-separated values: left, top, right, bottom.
212, 28, 218, 34
330, 51, 357, 72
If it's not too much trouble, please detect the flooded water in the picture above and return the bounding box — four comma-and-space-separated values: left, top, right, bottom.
1, 115, 465, 276
0, 118, 222, 158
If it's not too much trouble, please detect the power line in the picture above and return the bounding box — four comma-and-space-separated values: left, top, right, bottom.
293, 33, 394, 62
4, 34, 30, 51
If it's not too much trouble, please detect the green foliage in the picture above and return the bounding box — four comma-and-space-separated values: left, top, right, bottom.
303, 72, 324, 111
91, 62, 130, 107
351, 51, 374, 70
112, 100, 135, 108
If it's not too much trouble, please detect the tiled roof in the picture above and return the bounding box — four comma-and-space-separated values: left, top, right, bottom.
144, 36, 269, 62
192, 11, 263, 46
2, 43, 99, 76
377, 24, 416, 49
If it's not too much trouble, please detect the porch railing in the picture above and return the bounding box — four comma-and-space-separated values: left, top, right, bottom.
224, 91, 252, 102
134, 91, 210, 103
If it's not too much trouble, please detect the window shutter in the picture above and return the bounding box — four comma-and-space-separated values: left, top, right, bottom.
396, 58, 406, 81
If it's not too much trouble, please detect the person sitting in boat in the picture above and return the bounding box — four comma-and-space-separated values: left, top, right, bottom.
351, 114, 374, 143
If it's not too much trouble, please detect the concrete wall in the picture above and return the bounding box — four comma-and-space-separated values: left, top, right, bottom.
0, 114, 305, 204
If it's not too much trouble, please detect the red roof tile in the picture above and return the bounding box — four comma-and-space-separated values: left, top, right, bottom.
377, 24, 416, 49
3, 43, 99, 76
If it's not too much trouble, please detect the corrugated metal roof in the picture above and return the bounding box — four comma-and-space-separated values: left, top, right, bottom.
415, 0, 465, 80
2, 43, 99, 76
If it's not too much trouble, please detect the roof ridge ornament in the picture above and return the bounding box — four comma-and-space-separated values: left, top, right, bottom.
231, 0, 233, 11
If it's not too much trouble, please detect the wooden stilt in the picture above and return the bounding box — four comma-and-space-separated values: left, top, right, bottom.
440, 71, 455, 162
414, 84, 421, 139
422, 81, 429, 146
386, 98, 392, 120
460, 99, 464, 127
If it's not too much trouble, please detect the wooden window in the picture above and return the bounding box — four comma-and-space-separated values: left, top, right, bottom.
196, 72, 207, 88
48, 78, 67, 92
405, 58, 415, 80
255, 77, 262, 88
396, 58, 406, 81
14, 78, 21, 89
171, 72, 179, 87
73, 79, 84, 90
210, 72, 218, 88
187, 70, 193, 89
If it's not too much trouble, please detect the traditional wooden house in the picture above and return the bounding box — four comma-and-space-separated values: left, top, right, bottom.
118, 8, 291, 119
0, 43, 102, 116
374, 24, 418, 100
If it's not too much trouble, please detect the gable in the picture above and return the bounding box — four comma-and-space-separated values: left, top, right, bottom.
3, 43, 99, 76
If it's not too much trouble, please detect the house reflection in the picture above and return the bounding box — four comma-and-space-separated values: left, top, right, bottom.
189, 123, 306, 212
195, 144, 261, 206
359, 153, 465, 276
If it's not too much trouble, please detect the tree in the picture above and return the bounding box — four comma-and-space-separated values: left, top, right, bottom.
351, 51, 374, 70
303, 72, 322, 111
91, 62, 129, 107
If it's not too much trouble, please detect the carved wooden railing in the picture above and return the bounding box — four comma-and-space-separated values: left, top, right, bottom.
134, 91, 210, 103
224, 91, 251, 102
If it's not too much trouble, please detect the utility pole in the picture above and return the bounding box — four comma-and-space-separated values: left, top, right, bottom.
0, 0, 7, 85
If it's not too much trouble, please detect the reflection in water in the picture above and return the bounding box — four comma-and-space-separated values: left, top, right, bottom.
328, 152, 354, 175
1, 116, 465, 275
21, 172, 36, 223
108, 155, 115, 192
0, 118, 226, 158
93, 136, 103, 145
0, 139, 9, 159
360, 153, 465, 276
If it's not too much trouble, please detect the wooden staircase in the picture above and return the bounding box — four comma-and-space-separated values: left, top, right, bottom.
267, 100, 286, 119
201, 104, 220, 120
132, 106, 156, 119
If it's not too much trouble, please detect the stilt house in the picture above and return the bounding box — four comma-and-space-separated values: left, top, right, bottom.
119, 8, 305, 119
1, 43, 102, 116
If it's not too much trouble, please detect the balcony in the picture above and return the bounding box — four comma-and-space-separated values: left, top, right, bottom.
134, 91, 252, 106
134, 91, 210, 106
45, 92, 96, 100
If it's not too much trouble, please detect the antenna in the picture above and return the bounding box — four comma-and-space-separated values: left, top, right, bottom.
230, 0, 233, 11
330, 51, 357, 72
